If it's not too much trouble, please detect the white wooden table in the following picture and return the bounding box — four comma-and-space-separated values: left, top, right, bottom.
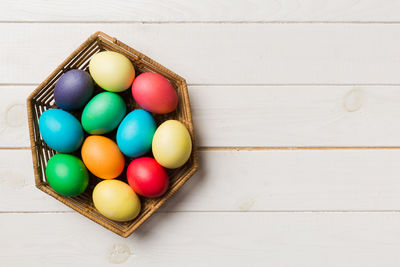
3, 1, 400, 266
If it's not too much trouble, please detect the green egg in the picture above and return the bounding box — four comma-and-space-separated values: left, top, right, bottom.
45, 154, 89, 196
81, 92, 126, 134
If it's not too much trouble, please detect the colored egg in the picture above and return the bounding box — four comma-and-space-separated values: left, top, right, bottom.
89, 51, 135, 92
54, 69, 94, 110
81, 136, 125, 179
81, 92, 126, 134
39, 109, 84, 153
45, 154, 89, 196
116, 109, 156, 157
131, 72, 178, 114
127, 157, 169, 198
93, 180, 141, 222
152, 120, 192, 169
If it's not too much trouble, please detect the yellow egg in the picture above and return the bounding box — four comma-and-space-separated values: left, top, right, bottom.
93, 180, 141, 222
89, 51, 135, 92
152, 120, 192, 169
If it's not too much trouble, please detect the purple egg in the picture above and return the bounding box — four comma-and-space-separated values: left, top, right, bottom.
54, 69, 94, 110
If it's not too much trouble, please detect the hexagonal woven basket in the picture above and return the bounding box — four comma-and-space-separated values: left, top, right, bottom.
26, 31, 198, 237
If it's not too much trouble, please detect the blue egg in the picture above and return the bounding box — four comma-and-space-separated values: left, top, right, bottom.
117, 109, 156, 157
39, 109, 84, 153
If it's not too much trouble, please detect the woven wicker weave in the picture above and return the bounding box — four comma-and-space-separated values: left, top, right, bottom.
26, 31, 198, 237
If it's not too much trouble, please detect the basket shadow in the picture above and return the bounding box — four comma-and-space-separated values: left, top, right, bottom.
131, 149, 206, 240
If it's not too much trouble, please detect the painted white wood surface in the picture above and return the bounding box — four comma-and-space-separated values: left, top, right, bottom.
0, 87, 31, 148
4, 149, 400, 212
3, 0, 400, 22
2, 1, 400, 266
2, 212, 400, 267
5, 85, 400, 148
3, 23, 400, 85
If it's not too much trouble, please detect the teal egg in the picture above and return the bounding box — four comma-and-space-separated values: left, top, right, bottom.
81, 92, 126, 134
39, 109, 84, 153
116, 109, 156, 157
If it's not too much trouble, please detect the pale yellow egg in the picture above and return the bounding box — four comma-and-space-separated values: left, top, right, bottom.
93, 180, 141, 222
89, 51, 135, 92
152, 120, 192, 169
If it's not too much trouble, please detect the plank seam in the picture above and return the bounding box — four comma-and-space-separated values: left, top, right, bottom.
4, 147, 400, 151
4, 210, 400, 214
5, 83, 400, 87
198, 146, 400, 151
4, 21, 400, 24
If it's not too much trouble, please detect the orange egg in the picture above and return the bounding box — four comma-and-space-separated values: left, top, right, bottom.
81, 136, 125, 179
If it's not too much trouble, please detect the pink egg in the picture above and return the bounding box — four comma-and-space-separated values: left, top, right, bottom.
131, 72, 178, 114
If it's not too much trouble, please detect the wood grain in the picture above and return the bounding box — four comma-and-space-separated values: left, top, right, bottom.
191, 85, 400, 147
0, 86, 30, 148
2, 0, 400, 22
5, 85, 400, 148
5, 149, 400, 212
3, 1, 400, 264
2, 212, 400, 266
0, 0, 400, 267
3, 23, 400, 85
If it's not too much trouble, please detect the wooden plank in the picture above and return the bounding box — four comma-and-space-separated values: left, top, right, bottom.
7, 85, 400, 148
5, 149, 400, 212
3, 0, 400, 22
0, 86, 30, 148
1, 212, 400, 266
190, 85, 400, 147
3, 23, 400, 85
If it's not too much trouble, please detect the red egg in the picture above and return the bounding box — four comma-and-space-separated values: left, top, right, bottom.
131, 72, 178, 114
127, 157, 169, 198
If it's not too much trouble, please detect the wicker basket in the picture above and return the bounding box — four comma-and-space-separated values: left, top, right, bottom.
26, 31, 198, 237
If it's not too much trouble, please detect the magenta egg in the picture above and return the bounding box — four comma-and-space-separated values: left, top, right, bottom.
131, 72, 178, 114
